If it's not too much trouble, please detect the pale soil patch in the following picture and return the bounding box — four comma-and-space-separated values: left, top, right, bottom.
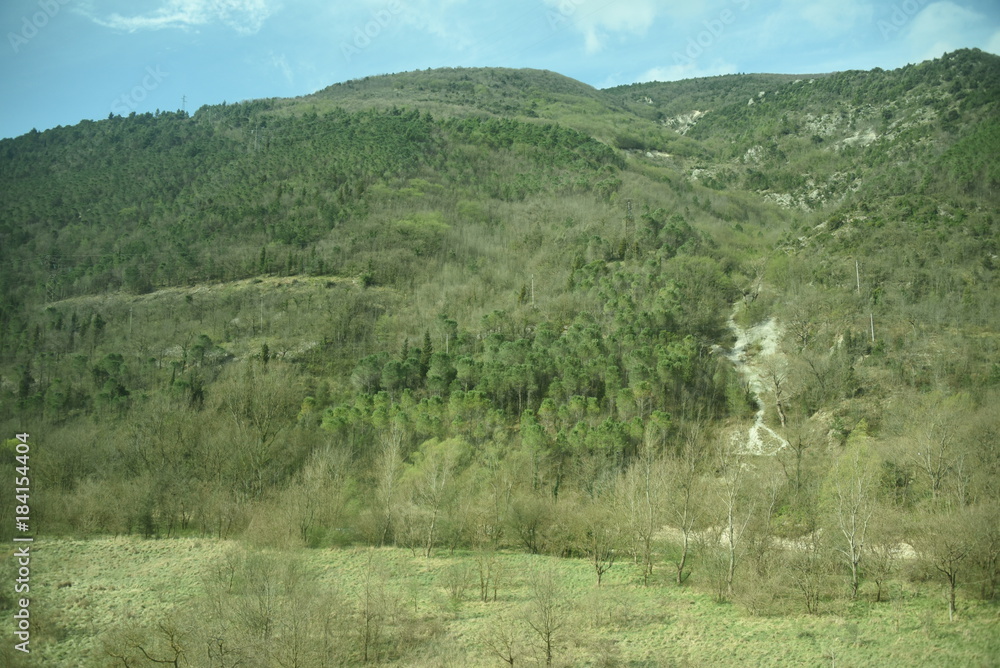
662, 109, 706, 135
725, 307, 789, 455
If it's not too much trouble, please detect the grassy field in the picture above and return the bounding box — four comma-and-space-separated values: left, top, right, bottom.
5, 536, 998, 667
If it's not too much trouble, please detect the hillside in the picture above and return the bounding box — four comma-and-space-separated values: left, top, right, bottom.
1, 48, 999, 666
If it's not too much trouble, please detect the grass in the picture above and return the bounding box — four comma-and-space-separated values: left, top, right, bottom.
6, 536, 999, 666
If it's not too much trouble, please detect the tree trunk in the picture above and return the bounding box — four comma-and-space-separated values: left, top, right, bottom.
948, 573, 957, 621
676, 532, 689, 585
425, 509, 438, 558
726, 529, 737, 599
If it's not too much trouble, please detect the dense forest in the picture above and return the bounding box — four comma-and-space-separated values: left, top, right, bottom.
1, 48, 998, 666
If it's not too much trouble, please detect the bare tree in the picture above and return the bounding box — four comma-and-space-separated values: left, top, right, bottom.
197, 544, 347, 667
474, 542, 506, 602
355, 550, 394, 663
103, 619, 188, 668
788, 529, 827, 615
734, 255, 767, 307
440, 561, 475, 606
912, 509, 972, 621
479, 612, 524, 667
782, 288, 824, 352
507, 489, 554, 555
966, 502, 1000, 601
271, 586, 344, 668
287, 445, 355, 546
523, 565, 566, 667
403, 437, 466, 557
825, 434, 880, 599
760, 355, 791, 428
664, 420, 710, 585
967, 402, 1000, 504
477, 444, 517, 547
578, 502, 619, 586
217, 361, 301, 499
714, 432, 762, 600
372, 424, 405, 546
866, 506, 902, 603
777, 418, 822, 501
899, 394, 968, 503
614, 453, 662, 584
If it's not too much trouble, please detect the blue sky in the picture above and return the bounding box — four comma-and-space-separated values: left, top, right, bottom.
2, 0, 999, 139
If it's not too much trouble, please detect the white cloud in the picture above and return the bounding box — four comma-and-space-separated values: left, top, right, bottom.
401, 4, 477, 50
798, 0, 874, 36
542, 0, 659, 54
905, 1, 988, 61
79, 0, 280, 35
345, 0, 476, 52
271, 52, 294, 85
637, 58, 737, 83
754, 0, 873, 49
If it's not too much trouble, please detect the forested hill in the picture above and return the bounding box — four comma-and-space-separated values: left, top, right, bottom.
3, 49, 997, 306
0, 49, 998, 635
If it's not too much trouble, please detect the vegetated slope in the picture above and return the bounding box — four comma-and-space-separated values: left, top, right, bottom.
612, 49, 1000, 207
304, 66, 609, 118
296, 65, 674, 150
605, 71, 827, 123
0, 49, 999, 666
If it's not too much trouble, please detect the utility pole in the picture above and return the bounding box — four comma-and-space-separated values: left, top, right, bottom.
181, 95, 186, 113
857, 259, 873, 342
624, 199, 635, 258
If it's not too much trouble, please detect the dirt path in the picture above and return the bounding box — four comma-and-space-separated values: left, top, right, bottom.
724, 306, 789, 455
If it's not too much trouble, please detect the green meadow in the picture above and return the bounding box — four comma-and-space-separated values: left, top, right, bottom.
7, 537, 997, 667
